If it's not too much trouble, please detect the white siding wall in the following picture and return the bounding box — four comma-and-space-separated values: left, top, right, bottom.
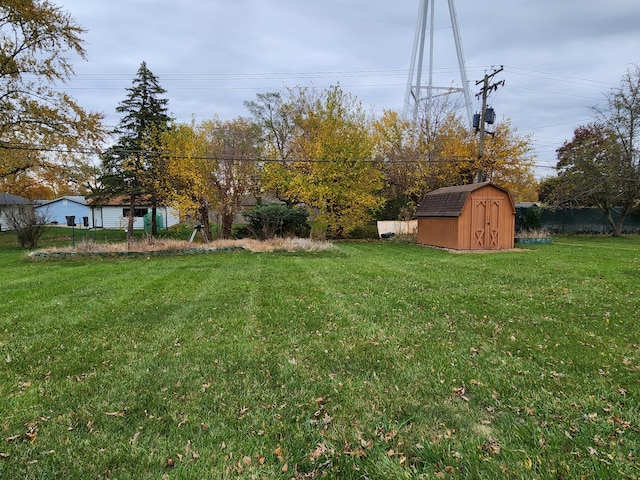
96, 206, 179, 230
102, 207, 141, 229
165, 208, 180, 227
0, 211, 9, 231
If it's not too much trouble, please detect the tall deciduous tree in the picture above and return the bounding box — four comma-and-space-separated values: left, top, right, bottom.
543, 65, 640, 236
291, 86, 383, 237
161, 118, 261, 240
467, 119, 537, 201
203, 118, 261, 239
0, 0, 104, 195
372, 110, 431, 219
245, 90, 302, 207
373, 108, 536, 219
99, 61, 172, 239
550, 123, 634, 236
249, 86, 384, 237
160, 122, 214, 240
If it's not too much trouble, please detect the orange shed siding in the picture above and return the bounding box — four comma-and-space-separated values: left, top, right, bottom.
416, 184, 515, 250
417, 217, 459, 249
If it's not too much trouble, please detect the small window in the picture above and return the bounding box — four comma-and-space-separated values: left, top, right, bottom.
122, 208, 148, 218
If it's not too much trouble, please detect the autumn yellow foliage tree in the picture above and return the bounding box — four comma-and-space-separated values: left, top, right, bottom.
373, 107, 537, 217
475, 120, 538, 202
247, 86, 385, 237
372, 110, 436, 219
161, 118, 261, 240
202, 118, 261, 239
288, 86, 384, 237
432, 115, 537, 202
0, 0, 104, 197
160, 122, 214, 239
244, 92, 300, 206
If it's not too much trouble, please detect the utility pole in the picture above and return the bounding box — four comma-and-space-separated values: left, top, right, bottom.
474, 66, 504, 183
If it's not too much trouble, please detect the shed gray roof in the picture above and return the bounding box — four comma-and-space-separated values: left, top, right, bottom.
0, 192, 31, 206
415, 182, 509, 217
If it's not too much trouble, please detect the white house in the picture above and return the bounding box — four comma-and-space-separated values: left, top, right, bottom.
88, 196, 179, 230
0, 192, 32, 231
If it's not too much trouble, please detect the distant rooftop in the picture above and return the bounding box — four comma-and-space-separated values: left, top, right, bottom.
0, 192, 31, 206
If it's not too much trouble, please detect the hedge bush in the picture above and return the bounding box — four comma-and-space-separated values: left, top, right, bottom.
243, 204, 311, 239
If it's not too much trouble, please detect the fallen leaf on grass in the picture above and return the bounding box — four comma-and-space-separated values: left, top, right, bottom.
24, 424, 38, 443
479, 437, 501, 455
309, 442, 331, 462
274, 446, 284, 462
375, 427, 398, 442
360, 438, 373, 449
452, 385, 470, 402
344, 444, 367, 459
584, 412, 598, 423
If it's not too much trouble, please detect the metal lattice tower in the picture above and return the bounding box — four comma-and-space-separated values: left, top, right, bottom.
404, 0, 473, 127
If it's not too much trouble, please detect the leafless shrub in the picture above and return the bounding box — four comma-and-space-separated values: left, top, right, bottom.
4, 205, 49, 249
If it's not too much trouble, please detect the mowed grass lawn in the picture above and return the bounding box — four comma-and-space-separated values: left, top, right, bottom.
0, 232, 638, 479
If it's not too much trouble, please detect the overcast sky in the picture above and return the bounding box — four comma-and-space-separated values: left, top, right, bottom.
55, 0, 640, 176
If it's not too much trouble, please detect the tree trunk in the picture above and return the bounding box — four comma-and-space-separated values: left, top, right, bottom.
151, 204, 158, 237
127, 193, 135, 244
198, 198, 212, 242
221, 212, 233, 239
603, 206, 628, 237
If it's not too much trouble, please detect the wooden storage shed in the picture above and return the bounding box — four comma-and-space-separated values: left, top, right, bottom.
415, 182, 516, 250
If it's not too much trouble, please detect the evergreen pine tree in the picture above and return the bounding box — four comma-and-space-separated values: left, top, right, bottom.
99, 61, 172, 239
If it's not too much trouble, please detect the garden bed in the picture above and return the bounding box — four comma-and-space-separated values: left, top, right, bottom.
28, 237, 336, 259
514, 236, 552, 245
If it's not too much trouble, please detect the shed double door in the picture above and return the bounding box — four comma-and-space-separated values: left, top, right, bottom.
471, 198, 502, 249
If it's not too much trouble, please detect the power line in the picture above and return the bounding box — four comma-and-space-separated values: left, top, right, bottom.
0, 141, 552, 169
